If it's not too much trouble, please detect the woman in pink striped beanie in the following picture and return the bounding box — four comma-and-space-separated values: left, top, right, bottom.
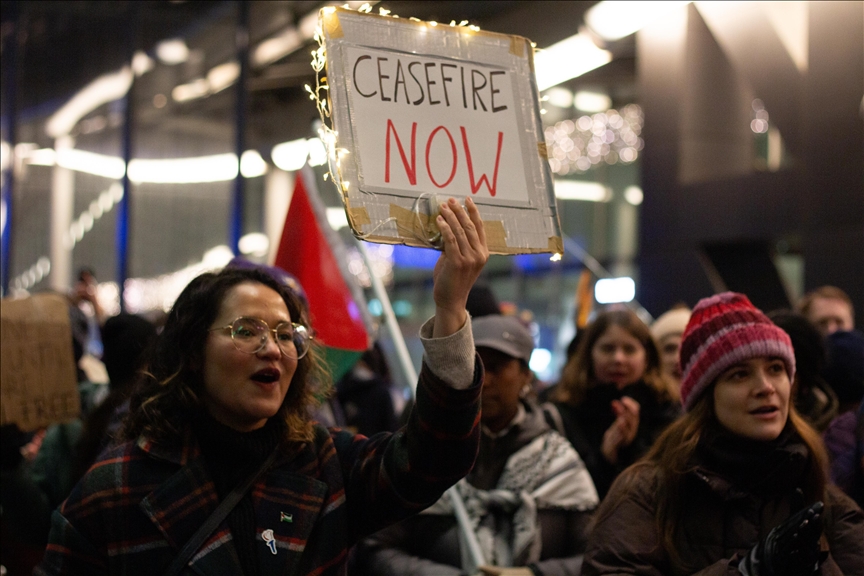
582, 292, 864, 576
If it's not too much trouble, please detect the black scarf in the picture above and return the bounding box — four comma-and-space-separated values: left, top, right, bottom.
695, 419, 810, 497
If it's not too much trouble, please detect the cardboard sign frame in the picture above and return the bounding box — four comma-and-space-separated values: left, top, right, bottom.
1, 294, 81, 431
319, 8, 563, 255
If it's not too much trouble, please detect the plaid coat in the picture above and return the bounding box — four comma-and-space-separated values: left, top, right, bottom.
36, 361, 482, 576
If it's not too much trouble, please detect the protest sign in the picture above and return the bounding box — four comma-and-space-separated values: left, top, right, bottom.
320, 8, 562, 255
1, 294, 81, 431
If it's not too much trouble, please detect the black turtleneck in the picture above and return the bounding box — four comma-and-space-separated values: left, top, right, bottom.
193, 410, 284, 576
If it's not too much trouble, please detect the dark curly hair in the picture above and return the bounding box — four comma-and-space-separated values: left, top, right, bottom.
121, 267, 330, 445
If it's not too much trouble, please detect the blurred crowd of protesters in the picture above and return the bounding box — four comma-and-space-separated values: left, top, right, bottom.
1, 262, 862, 575
1, 268, 161, 575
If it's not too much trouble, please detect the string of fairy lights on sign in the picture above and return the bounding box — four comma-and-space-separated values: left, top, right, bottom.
305, 3, 490, 286
305, 3, 483, 199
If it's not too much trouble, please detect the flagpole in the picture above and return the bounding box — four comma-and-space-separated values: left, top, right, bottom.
355, 238, 486, 572
356, 240, 418, 395
276, 167, 374, 383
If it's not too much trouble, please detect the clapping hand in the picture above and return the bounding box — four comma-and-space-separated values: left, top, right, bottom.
600, 397, 640, 464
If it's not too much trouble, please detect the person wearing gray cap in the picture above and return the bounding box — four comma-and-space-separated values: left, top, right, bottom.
358, 315, 599, 576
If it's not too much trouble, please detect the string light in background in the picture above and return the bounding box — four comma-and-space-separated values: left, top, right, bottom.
122, 245, 234, 314
750, 98, 785, 172
751, 98, 770, 134
545, 104, 644, 175
11, 183, 124, 293
65, 183, 125, 249
11, 257, 51, 293
12, 245, 237, 313
346, 243, 394, 288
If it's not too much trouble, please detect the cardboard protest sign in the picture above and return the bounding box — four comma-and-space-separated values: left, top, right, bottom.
1, 294, 81, 431
320, 8, 563, 255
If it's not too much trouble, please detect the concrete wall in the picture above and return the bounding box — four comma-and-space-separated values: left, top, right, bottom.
636, 1, 863, 323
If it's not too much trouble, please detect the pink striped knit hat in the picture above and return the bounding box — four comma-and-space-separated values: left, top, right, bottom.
679, 292, 796, 411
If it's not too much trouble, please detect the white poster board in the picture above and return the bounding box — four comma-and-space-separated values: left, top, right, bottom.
321, 8, 562, 255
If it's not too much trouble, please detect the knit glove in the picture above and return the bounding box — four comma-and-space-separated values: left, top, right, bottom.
738, 501, 824, 576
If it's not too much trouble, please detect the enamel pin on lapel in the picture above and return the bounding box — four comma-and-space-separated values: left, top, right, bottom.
262, 529, 277, 555
280, 511, 293, 523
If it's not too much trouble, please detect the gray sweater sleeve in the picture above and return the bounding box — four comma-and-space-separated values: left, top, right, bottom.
419, 315, 475, 390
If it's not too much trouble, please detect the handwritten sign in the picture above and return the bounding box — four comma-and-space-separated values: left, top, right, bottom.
321, 8, 562, 255
346, 46, 529, 204
1, 294, 81, 431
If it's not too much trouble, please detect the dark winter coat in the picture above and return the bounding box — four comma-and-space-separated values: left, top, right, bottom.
35, 362, 482, 576
582, 429, 864, 576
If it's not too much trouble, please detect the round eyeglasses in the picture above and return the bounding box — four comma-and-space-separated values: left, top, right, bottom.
210, 317, 311, 359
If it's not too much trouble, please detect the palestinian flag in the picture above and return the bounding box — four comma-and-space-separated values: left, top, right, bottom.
274, 166, 372, 381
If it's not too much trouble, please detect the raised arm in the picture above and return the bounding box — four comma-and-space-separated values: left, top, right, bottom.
431, 196, 489, 338
336, 197, 488, 543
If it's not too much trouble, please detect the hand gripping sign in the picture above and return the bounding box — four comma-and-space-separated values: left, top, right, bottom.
317, 7, 562, 256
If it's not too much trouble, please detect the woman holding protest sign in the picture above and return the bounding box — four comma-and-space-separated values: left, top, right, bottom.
582, 293, 864, 576
36, 197, 488, 576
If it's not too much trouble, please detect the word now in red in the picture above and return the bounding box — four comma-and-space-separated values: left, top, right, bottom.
384, 120, 504, 197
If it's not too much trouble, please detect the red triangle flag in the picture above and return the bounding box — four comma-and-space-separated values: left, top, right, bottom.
274, 169, 369, 352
